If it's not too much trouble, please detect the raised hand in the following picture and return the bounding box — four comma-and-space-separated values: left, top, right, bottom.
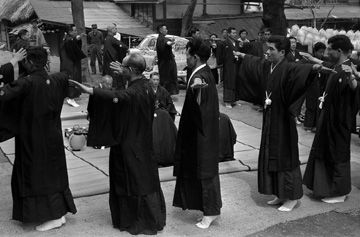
10, 48, 27, 66
190, 77, 208, 89
110, 61, 123, 74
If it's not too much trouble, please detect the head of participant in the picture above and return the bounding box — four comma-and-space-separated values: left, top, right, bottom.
189, 28, 200, 39
121, 53, 147, 80
263, 28, 272, 41
326, 35, 353, 64
288, 36, 297, 52
23, 46, 48, 73
149, 71, 160, 89
313, 42, 326, 60
186, 38, 211, 70
107, 25, 117, 36
91, 24, 97, 30
31, 19, 39, 29
266, 36, 290, 64
221, 28, 228, 39
239, 29, 248, 41
157, 24, 168, 36
18, 29, 30, 41
227, 27, 237, 41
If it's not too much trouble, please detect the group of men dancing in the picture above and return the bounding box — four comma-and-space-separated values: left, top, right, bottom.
0, 23, 359, 236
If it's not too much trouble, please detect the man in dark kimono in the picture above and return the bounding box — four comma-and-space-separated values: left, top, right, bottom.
70, 53, 166, 235
88, 24, 103, 74
303, 42, 326, 132
60, 25, 87, 107
156, 24, 179, 95
173, 39, 221, 229
149, 72, 177, 167
103, 25, 128, 90
216, 28, 228, 84
217, 27, 241, 108
0, 47, 77, 231
235, 36, 322, 211
303, 35, 358, 204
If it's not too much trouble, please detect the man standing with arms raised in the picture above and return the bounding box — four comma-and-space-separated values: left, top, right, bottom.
173, 39, 221, 229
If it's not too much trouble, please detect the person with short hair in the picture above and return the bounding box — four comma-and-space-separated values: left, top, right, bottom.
303, 35, 358, 204
303, 42, 327, 132
88, 24, 103, 74
238, 29, 249, 44
70, 53, 166, 235
0, 47, 77, 231
28, 19, 48, 47
103, 25, 129, 90
208, 33, 219, 84
235, 35, 323, 212
173, 38, 221, 229
149, 71, 177, 167
218, 27, 242, 108
286, 36, 302, 63
60, 25, 87, 107
156, 24, 179, 95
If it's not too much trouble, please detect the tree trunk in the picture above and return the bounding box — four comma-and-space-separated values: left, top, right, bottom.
262, 0, 287, 36
71, 0, 90, 82
181, 0, 197, 37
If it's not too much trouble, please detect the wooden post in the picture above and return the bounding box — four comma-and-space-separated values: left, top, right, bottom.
203, 0, 207, 16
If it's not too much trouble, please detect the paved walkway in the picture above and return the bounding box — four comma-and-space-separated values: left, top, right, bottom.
1, 87, 360, 236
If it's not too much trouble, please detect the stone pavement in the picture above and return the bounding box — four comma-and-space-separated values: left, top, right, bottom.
1, 87, 360, 236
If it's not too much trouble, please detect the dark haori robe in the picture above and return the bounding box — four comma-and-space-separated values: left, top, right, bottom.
304, 73, 322, 129
0, 65, 76, 223
219, 113, 237, 162
60, 34, 87, 98
173, 65, 222, 216
238, 55, 314, 200
87, 77, 166, 235
303, 60, 357, 198
153, 86, 177, 167
286, 50, 303, 63
217, 38, 241, 103
156, 34, 178, 95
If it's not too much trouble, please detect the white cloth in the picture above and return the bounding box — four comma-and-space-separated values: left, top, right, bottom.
114, 32, 121, 41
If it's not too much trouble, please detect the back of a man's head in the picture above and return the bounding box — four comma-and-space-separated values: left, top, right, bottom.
27, 46, 48, 69
328, 35, 353, 55
186, 38, 211, 63
125, 53, 146, 74
267, 35, 290, 56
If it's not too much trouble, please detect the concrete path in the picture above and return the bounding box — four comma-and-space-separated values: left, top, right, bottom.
1, 88, 360, 236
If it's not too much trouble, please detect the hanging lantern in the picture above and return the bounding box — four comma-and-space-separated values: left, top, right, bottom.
339, 30, 346, 35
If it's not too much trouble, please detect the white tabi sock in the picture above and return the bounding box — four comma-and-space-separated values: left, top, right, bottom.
195, 215, 219, 229
321, 195, 346, 204
278, 200, 298, 212
36, 216, 66, 232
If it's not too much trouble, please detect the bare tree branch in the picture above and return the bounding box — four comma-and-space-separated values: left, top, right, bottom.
319, 5, 335, 29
